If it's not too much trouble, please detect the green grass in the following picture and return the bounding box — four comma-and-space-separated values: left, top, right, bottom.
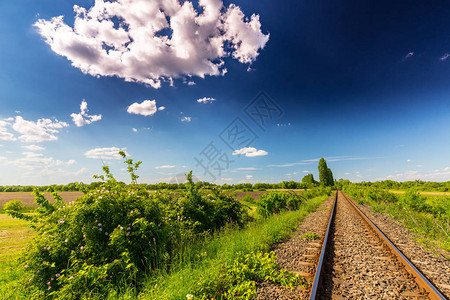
355, 193, 450, 255
0, 214, 34, 299
301, 232, 320, 240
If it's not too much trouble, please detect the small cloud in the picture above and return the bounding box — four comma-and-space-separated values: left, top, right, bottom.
233, 147, 268, 157
70, 100, 102, 127
302, 170, 309, 173
84, 147, 128, 160
143, 127, 151, 130
221, 178, 232, 181
132, 128, 138, 132
197, 97, 215, 104
245, 175, 253, 179
66, 159, 76, 165
181, 116, 192, 122
187, 81, 196, 86
155, 165, 176, 169
440, 53, 449, 61
158, 106, 166, 111
407, 159, 411, 162
22, 145, 45, 151
344, 172, 350, 175
127, 100, 161, 116
404, 52, 414, 60
236, 167, 259, 170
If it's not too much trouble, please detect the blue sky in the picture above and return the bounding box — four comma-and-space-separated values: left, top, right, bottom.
0, 0, 449, 185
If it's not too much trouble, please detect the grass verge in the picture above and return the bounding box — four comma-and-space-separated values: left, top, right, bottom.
0, 214, 34, 299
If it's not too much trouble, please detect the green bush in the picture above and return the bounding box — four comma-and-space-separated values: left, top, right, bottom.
242, 194, 255, 203
3, 199, 23, 212
8, 152, 249, 298
257, 191, 303, 217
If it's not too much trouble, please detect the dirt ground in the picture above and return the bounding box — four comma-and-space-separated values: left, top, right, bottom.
0, 192, 83, 208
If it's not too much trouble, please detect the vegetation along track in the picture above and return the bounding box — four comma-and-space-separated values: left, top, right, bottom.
311, 191, 447, 299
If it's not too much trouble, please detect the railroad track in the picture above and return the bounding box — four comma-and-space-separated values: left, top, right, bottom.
305, 191, 447, 300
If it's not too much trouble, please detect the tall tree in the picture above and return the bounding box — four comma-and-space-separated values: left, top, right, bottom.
318, 158, 333, 186
302, 174, 315, 186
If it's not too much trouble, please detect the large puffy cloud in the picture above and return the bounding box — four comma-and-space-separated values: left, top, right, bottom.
232, 147, 268, 157
71, 100, 102, 127
84, 147, 128, 159
127, 100, 162, 116
34, 0, 269, 88
12, 116, 69, 143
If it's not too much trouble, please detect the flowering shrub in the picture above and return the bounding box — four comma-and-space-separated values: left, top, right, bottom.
9, 152, 248, 298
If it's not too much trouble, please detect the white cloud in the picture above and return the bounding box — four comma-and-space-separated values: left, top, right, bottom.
158, 106, 166, 111
236, 167, 259, 170
132, 128, 138, 132
383, 167, 450, 181
404, 52, 414, 60
66, 159, 76, 165
127, 100, 161, 116
233, 147, 268, 157
3, 151, 75, 171
70, 99, 102, 127
344, 172, 350, 175
440, 53, 449, 61
245, 175, 253, 179
0, 119, 16, 141
181, 116, 192, 122
267, 156, 382, 168
84, 147, 128, 159
12, 116, 69, 143
34, 0, 269, 89
155, 165, 176, 169
407, 159, 411, 162
197, 97, 215, 104
22, 145, 45, 151
302, 170, 309, 173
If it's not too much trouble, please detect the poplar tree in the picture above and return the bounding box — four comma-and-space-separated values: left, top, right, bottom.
318, 158, 334, 186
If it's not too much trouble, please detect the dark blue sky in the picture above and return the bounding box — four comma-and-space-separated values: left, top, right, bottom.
0, 0, 449, 184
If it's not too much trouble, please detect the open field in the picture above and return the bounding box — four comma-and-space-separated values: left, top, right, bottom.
0, 192, 83, 208
0, 214, 34, 261
388, 190, 450, 196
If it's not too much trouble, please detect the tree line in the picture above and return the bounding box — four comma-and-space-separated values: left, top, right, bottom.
2, 157, 448, 192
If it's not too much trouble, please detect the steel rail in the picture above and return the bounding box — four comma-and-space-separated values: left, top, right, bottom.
341, 191, 447, 300
309, 191, 337, 300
